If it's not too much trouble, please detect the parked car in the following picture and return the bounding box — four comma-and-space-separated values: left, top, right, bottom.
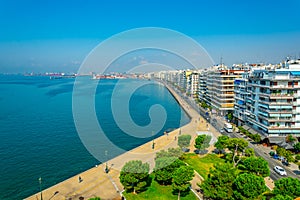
194, 149, 200, 154
220, 129, 224, 133
182, 147, 190, 152
274, 166, 287, 176
282, 160, 290, 166
273, 154, 279, 160
194, 149, 208, 155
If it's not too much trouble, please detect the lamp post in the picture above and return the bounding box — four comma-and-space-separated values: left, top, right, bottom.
152, 131, 155, 149
38, 177, 43, 200
105, 150, 109, 173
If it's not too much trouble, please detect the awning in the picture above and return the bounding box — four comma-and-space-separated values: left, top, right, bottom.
238, 100, 245, 105
242, 125, 251, 130
279, 141, 294, 150
291, 71, 300, 76
268, 137, 286, 144
242, 125, 267, 140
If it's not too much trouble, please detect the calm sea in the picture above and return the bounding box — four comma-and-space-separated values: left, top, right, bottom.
0, 75, 189, 199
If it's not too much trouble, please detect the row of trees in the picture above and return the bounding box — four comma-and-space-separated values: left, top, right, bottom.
200, 135, 300, 199
238, 126, 261, 143
201, 161, 300, 200
177, 133, 212, 152
119, 148, 195, 199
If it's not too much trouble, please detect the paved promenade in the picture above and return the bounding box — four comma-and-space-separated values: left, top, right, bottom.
26, 82, 220, 200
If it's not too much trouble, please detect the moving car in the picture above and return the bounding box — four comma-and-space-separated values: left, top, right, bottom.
274, 166, 287, 176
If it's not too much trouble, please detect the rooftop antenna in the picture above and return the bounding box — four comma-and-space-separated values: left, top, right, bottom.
220, 56, 223, 67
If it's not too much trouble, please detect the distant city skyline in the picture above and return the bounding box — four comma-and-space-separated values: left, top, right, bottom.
0, 0, 300, 73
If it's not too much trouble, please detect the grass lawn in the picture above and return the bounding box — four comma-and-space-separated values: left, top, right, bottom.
181, 153, 225, 179
123, 176, 197, 200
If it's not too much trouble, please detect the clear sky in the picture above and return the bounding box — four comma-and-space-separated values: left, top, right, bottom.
0, 0, 300, 73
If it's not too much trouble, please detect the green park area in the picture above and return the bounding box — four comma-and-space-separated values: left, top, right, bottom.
124, 174, 197, 200
119, 134, 300, 200
181, 153, 224, 179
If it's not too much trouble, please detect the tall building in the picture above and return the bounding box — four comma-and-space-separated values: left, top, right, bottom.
187, 72, 199, 97
198, 70, 208, 103
245, 60, 300, 138
233, 72, 249, 126
207, 68, 244, 116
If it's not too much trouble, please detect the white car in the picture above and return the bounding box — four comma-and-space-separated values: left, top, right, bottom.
274, 166, 287, 176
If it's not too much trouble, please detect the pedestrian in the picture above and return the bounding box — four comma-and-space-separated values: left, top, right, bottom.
78, 176, 82, 183
174, 136, 177, 141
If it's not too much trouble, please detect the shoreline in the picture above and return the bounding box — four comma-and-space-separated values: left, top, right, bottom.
26, 80, 219, 200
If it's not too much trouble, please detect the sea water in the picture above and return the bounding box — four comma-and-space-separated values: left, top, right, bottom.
0, 75, 189, 199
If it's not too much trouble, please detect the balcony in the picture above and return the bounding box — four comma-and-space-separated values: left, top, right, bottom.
268, 117, 293, 122
269, 93, 294, 99
269, 126, 300, 130
293, 110, 300, 114
268, 110, 293, 114
258, 100, 293, 106
221, 103, 234, 108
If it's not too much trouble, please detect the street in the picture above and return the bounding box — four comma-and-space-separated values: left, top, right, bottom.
211, 115, 299, 181
164, 80, 299, 181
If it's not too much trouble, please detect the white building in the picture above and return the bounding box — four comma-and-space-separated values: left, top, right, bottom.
245, 59, 300, 137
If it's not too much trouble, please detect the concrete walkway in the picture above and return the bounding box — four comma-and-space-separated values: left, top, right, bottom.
26, 82, 220, 200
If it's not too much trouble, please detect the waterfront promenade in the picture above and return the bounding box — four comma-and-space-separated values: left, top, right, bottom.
26, 82, 221, 200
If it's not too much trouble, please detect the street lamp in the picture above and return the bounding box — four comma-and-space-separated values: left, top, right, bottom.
105, 150, 109, 173
38, 177, 43, 200
152, 131, 155, 149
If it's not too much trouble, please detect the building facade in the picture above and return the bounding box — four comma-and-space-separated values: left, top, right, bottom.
233, 73, 249, 126
207, 69, 244, 116
244, 60, 300, 137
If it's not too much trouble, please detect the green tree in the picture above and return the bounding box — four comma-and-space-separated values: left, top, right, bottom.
276, 148, 294, 162
156, 148, 182, 159
276, 147, 286, 157
154, 158, 185, 185
201, 163, 238, 200
89, 198, 101, 200
178, 135, 191, 148
286, 134, 296, 142
194, 135, 206, 150
243, 156, 270, 177
294, 142, 300, 151
270, 194, 293, 200
273, 177, 300, 198
227, 138, 248, 167
252, 134, 261, 143
245, 148, 255, 157
227, 112, 233, 121
120, 160, 150, 194
172, 165, 194, 200
202, 135, 212, 149
233, 173, 267, 200
284, 150, 294, 163
214, 135, 229, 152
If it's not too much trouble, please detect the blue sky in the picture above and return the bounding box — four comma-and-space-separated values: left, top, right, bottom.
0, 0, 300, 72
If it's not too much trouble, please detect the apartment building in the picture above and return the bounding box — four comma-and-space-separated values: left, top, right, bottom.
198, 70, 208, 103
244, 60, 300, 137
186, 72, 200, 97
233, 72, 249, 126
207, 68, 244, 116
